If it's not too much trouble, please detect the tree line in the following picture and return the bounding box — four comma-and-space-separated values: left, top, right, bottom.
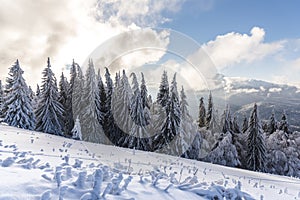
0, 58, 299, 178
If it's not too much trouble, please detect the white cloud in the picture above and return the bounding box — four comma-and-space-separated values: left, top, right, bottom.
202, 27, 285, 69
94, 0, 185, 27
0, 0, 182, 86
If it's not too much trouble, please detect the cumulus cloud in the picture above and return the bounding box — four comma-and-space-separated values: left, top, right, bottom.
0, 0, 182, 86
202, 27, 285, 69
94, 0, 185, 27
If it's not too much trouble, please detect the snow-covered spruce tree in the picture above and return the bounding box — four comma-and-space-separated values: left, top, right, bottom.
206, 91, 213, 129
242, 115, 248, 133
112, 70, 133, 146
156, 70, 169, 107
222, 105, 232, 134
2, 60, 35, 130
128, 72, 149, 150
267, 110, 276, 134
0, 80, 4, 118
265, 130, 300, 177
103, 67, 116, 144
246, 103, 266, 172
197, 97, 206, 128
72, 63, 85, 122
179, 86, 201, 159
35, 58, 63, 135
64, 60, 77, 136
204, 133, 241, 167
155, 73, 181, 154
59, 72, 70, 135
140, 72, 150, 125
71, 116, 82, 140
278, 111, 289, 134
81, 59, 105, 143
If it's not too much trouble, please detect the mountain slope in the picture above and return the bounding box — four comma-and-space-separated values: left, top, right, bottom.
0, 125, 299, 199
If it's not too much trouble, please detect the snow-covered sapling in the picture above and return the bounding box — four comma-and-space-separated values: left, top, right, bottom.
122, 176, 133, 190
102, 183, 113, 198
91, 169, 103, 200
56, 171, 62, 187
110, 173, 123, 195
74, 171, 87, 189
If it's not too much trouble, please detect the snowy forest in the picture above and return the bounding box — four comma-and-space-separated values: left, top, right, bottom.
0, 58, 299, 178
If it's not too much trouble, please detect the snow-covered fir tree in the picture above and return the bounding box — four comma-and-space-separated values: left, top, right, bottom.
103, 67, 116, 144
246, 103, 266, 172
178, 86, 201, 158
267, 110, 276, 134
72, 63, 84, 122
205, 133, 241, 167
197, 97, 206, 128
265, 130, 300, 177
0, 80, 4, 118
81, 59, 105, 143
2, 60, 35, 130
127, 72, 149, 150
155, 73, 181, 154
64, 60, 77, 136
140, 72, 150, 125
35, 58, 63, 135
156, 70, 169, 107
58, 72, 70, 135
71, 116, 82, 140
206, 91, 213, 129
222, 105, 232, 134
112, 70, 133, 146
278, 111, 289, 134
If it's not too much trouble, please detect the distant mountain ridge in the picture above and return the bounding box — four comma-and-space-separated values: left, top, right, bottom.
192, 76, 300, 131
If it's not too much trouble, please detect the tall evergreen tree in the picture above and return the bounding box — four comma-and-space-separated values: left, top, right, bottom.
35, 58, 63, 135
140, 72, 151, 126
222, 105, 232, 133
2, 60, 35, 130
81, 59, 105, 143
58, 72, 70, 135
103, 67, 116, 144
206, 91, 213, 129
156, 70, 169, 107
197, 97, 206, 128
267, 109, 276, 134
278, 111, 289, 133
246, 103, 266, 172
156, 73, 181, 154
65, 60, 77, 136
112, 70, 133, 145
0, 80, 4, 118
72, 63, 84, 121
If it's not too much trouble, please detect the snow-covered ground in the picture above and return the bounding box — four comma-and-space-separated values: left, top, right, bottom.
0, 124, 299, 200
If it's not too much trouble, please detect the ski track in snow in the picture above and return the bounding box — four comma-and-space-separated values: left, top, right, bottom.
0, 124, 299, 200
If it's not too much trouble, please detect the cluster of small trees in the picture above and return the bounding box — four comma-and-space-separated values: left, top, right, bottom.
197, 94, 300, 177
0, 58, 299, 178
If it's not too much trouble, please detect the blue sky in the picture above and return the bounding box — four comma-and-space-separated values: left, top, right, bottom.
164, 0, 300, 42
0, 0, 300, 87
